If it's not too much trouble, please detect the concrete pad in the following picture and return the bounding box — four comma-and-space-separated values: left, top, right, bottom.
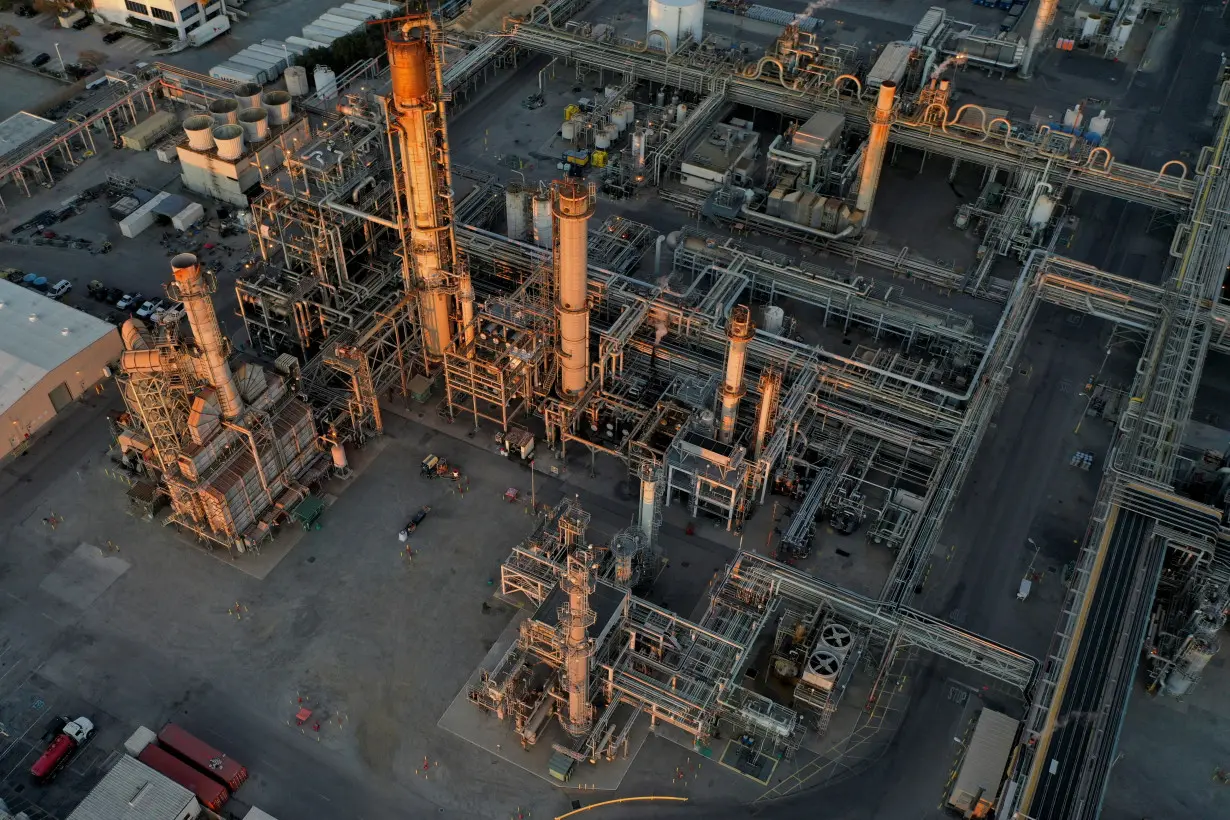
38, 544, 129, 610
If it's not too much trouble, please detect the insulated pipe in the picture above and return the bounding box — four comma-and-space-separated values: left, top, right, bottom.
1021, 0, 1060, 78
753, 368, 780, 460
718, 304, 754, 445
654, 234, 666, 277
767, 135, 817, 186
388, 20, 455, 359
553, 180, 594, 396
856, 81, 896, 221
171, 253, 243, 419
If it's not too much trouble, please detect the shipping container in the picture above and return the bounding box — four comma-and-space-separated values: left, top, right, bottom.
121, 110, 178, 151
316, 14, 365, 31
210, 63, 263, 86
947, 708, 1020, 818
349, 0, 399, 12
285, 35, 332, 51
139, 745, 229, 811
300, 27, 342, 45
327, 5, 378, 21
157, 723, 249, 791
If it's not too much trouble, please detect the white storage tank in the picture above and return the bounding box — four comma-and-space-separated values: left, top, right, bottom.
239, 108, 270, 143
262, 90, 293, 126
631, 129, 647, 167
505, 183, 528, 240
212, 124, 245, 160
762, 305, 784, 334
595, 131, 611, 150
1087, 110, 1111, 140
676, 103, 688, 124
531, 193, 553, 248
561, 119, 578, 141
622, 100, 635, 125
284, 65, 310, 97
314, 65, 338, 100
1029, 194, 1056, 228
183, 115, 214, 151
612, 107, 629, 130
647, 0, 705, 51
604, 124, 619, 143
1081, 14, 1103, 38
209, 98, 240, 125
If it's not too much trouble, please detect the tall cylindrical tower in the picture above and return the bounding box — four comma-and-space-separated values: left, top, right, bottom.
169, 253, 243, 419
1020, 0, 1060, 78
856, 80, 896, 222
718, 304, 754, 444
553, 181, 595, 396
559, 549, 596, 736
387, 17, 461, 360
753, 368, 780, 460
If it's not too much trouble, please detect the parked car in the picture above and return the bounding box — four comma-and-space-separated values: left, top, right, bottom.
105, 287, 124, 304
31, 53, 51, 67
102, 31, 125, 44
71, 16, 92, 30
47, 280, 72, 300
14, 6, 36, 18
135, 299, 160, 319
116, 292, 142, 310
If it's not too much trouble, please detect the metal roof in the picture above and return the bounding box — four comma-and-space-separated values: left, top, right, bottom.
950, 708, 1021, 811
0, 280, 119, 415
67, 755, 198, 820
0, 111, 57, 162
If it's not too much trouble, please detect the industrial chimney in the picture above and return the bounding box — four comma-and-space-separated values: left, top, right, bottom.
856, 80, 896, 223
170, 253, 243, 419
552, 180, 595, 396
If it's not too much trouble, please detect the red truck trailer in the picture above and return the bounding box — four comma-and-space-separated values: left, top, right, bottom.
138, 745, 229, 811
157, 723, 248, 790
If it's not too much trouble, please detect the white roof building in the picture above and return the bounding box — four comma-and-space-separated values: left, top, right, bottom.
0, 280, 123, 457
67, 755, 201, 820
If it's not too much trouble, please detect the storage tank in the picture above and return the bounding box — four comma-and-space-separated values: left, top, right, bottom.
561, 119, 578, 141
1087, 110, 1111, 140
208, 98, 240, 125
233, 83, 262, 110
762, 305, 784, 334
212, 124, 245, 160
1029, 194, 1056, 228
531, 192, 553, 248
284, 65, 310, 97
314, 65, 338, 100
183, 115, 214, 151
647, 0, 704, 51
1081, 14, 1103, 38
262, 91, 293, 126
676, 103, 688, 123
632, 129, 647, 167
595, 131, 611, 150
505, 183, 528, 240
604, 124, 619, 143
622, 100, 635, 124
612, 107, 629, 130
238, 108, 270, 143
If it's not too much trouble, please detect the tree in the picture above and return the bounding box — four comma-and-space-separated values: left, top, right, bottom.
0, 24, 20, 57
77, 49, 106, 68
34, 0, 91, 15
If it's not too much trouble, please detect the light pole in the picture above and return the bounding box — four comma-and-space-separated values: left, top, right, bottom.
54, 42, 64, 74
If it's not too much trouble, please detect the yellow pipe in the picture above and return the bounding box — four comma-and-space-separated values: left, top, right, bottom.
554, 796, 688, 819
1020, 504, 1119, 812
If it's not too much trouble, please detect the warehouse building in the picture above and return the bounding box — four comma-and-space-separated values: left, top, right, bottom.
67, 754, 200, 820
0, 280, 122, 458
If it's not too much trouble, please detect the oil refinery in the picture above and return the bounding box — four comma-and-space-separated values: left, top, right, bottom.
90, 2, 1230, 818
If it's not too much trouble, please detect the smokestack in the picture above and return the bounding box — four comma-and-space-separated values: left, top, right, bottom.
560, 550, 596, 737
718, 305, 754, 445
553, 180, 595, 396
856, 80, 896, 222
1021, 0, 1060, 78
753, 368, 781, 460
387, 17, 456, 360
170, 253, 243, 419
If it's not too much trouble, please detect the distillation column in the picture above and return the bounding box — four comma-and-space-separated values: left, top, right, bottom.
170, 252, 243, 419
856, 80, 896, 223
753, 368, 780, 460
387, 18, 460, 360
1020, 0, 1059, 78
553, 181, 595, 396
559, 549, 596, 736
718, 305, 754, 445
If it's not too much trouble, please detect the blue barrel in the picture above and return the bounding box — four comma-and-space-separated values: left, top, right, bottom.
22, 273, 36, 284
33, 276, 48, 290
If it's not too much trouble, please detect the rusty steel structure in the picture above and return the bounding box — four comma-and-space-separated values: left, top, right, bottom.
113, 254, 327, 550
